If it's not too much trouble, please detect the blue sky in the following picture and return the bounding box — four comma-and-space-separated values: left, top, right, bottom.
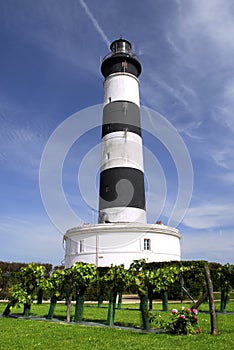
1, 0, 234, 266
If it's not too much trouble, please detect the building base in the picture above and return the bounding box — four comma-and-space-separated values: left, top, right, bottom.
64, 223, 181, 268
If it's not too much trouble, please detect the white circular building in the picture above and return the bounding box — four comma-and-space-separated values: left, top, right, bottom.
64, 39, 181, 268
64, 223, 181, 268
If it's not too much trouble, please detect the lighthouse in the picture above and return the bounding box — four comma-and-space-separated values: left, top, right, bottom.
64, 39, 181, 268
99, 39, 146, 224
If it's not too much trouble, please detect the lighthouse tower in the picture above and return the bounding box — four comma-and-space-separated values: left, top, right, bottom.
64, 39, 181, 268
99, 39, 146, 224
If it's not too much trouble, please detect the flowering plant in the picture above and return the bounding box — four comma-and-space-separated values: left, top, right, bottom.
168, 307, 202, 335
150, 307, 202, 335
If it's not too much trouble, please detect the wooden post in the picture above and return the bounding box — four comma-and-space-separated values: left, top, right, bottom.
204, 266, 218, 336
66, 274, 74, 322
3, 301, 15, 316
191, 291, 208, 310
140, 294, 150, 331
162, 290, 168, 312
148, 285, 153, 311
74, 291, 86, 322
107, 290, 117, 326
98, 288, 104, 308
37, 288, 43, 304
117, 291, 122, 310
66, 290, 73, 322
47, 294, 58, 320
180, 274, 184, 303
182, 286, 196, 303
220, 289, 229, 313
23, 303, 31, 317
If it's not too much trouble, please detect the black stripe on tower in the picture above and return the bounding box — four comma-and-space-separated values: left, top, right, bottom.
102, 101, 141, 137
99, 167, 146, 210
101, 39, 141, 78
101, 57, 141, 78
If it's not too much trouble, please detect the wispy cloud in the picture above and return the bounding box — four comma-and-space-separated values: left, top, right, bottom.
174, 0, 234, 62
0, 96, 50, 176
218, 172, 234, 185
142, 0, 234, 141
210, 147, 234, 169
183, 203, 234, 229
211, 78, 234, 136
144, 72, 191, 111
0, 1, 103, 75
181, 228, 234, 263
79, 0, 110, 48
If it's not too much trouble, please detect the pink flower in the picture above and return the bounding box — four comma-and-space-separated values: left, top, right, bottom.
197, 327, 202, 333
192, 309, 198, 315
186, 308, 191, 313
180, 314, 185, 319
172, 309, 178, 314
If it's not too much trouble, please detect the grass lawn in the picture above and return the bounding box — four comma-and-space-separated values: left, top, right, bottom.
1, 302, 234, 350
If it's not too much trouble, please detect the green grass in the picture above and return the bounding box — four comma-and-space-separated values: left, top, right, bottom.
1, 302, 234, 349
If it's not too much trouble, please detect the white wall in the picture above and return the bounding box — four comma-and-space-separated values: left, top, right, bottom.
64, 223, 181, 268
103, 73, 140, 106
101, 132, 144, 172
98, 207, 147, 224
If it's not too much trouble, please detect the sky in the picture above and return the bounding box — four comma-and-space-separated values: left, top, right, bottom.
1, 0, 234, 266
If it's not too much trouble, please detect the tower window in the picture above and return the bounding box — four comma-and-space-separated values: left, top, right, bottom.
105, 185, 110, 192
79, 240, 84, 253
122, 102, 128, 115
144, 238, 151, 251
121, 61, 128, 71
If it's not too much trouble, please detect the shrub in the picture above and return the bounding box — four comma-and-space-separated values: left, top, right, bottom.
150, 307, 202, 335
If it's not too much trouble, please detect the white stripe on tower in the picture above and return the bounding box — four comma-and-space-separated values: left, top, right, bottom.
99, 39, 146, 224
